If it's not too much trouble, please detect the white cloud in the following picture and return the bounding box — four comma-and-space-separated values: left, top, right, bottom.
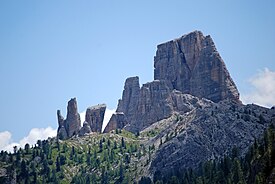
102, 109, 115, 132
0, 131, 12, 150
80, 111, 86, 126
18, 127, 56, 147
241, 68, 275, 107
0, 127, 56, 153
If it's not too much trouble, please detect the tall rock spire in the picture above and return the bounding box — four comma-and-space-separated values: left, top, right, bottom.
65, 98, 81, 137
57, 98, 81, 139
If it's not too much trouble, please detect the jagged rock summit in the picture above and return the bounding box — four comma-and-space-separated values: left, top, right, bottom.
105, 30, 241, 133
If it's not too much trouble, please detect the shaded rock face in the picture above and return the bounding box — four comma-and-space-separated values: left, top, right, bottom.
149, 101, 275, 175
57, 98, 81, 140
126, 80, 173, 132
114, 77, 213, 133
57, 110, 68, 140
104, 112, 128, 133
85, 104, 106, 132
117, 76, 140, 123
154, 31, 240, 103
79, 122, 92, 136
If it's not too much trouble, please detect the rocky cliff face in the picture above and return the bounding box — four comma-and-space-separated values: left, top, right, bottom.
109, 31, 241, 133
154, 31, 240, 103
85, 104, 106, 132
148, 100, 275, 176
125, 80, 173, 132
57, 98, 81, 139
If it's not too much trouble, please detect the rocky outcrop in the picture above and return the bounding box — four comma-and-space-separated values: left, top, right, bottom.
79, 122, 92, 136
117, 76, 140, 123
114, 78, 214, 133
57, 98, 81, 139
85, 104, 106, 132
57, 99, 108, 139
104, 112, 128, 133
154, 30, 240, 103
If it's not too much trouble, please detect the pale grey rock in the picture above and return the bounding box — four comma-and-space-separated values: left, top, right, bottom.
85, 104, 106, 132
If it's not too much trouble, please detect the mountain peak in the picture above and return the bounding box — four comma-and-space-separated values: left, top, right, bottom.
154, 30, 240, 103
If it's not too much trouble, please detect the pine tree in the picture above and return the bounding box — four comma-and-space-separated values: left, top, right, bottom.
56, 156, 61, 172
24, 143, 30, 154
232, 158, 245, 184
121, 137, 125, 149
99, 139, 103, 152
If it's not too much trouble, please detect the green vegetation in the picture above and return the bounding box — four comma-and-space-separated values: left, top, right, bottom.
0, 130, 152, 184
1, 124, 275, 184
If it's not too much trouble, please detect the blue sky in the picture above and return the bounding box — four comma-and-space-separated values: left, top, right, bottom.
0, 1, 275, 149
